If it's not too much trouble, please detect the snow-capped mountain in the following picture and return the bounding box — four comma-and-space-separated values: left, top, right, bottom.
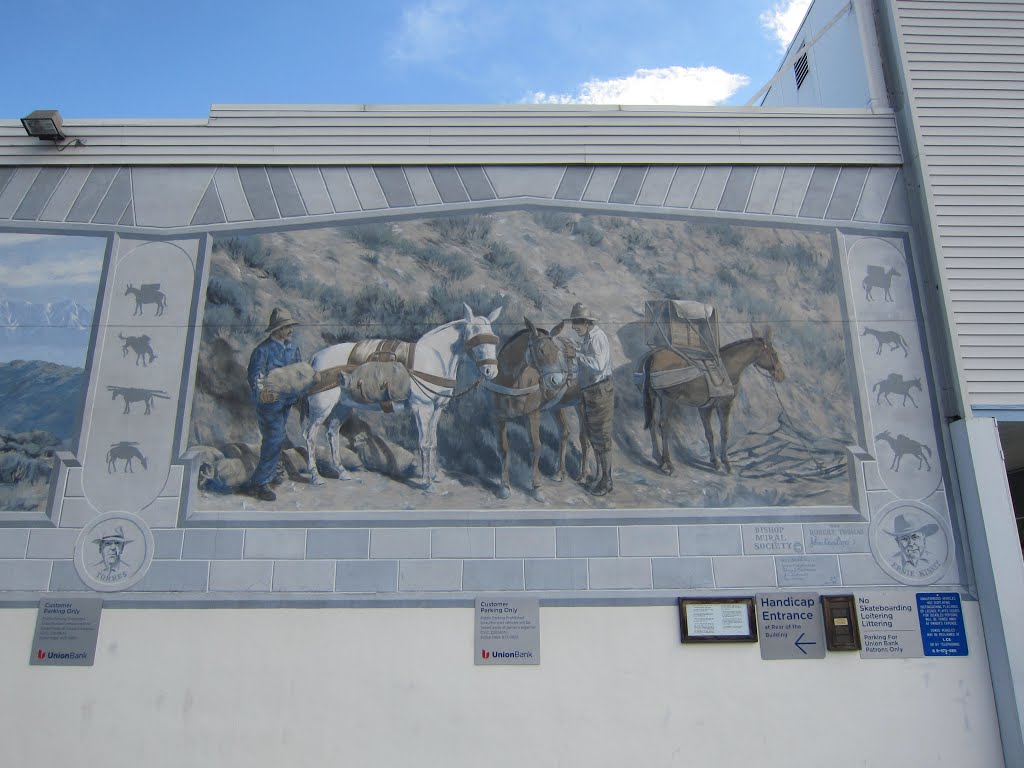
0, 298, 93, 332
0, 298, 94, 367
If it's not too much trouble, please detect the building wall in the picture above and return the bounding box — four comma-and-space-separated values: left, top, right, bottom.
760, 0, 875, 109
0, 604, 1004, 768
883, 0, 1024, 412
0, 104, 1009, 763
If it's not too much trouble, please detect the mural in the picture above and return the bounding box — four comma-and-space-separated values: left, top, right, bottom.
0, 233, 106, 512
188, 211, 860, 513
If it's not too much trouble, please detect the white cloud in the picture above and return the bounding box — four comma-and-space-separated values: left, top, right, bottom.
528, 66, 750, 107
0, 233, 55, 247
392, 0, 475, 63
760, 0, 813, 51
1, 254, 104, 289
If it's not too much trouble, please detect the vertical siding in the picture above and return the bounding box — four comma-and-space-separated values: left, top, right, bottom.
894, 0, 1024, 407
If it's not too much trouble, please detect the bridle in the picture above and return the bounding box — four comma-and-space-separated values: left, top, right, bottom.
464, 330, 499, 372
525, 333, 570, 393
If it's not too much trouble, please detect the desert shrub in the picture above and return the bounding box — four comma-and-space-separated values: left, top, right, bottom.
430, 215, 492, 244
615, 251, 643, 273
757, 241, 816, 267
412, 245, 474, 280
545, 263, 577, 290
206, 275, 252, 312
483, 241, 519, 273
482, 243, 543, 308
0, 452, 52, 485
203, 304, 246, 336
701, 222, 745, 248
427, 282, 504, 323
215, 236, 269, 269
532, 210, 573, 233
572, 218, 605, 246
624, 228, 655, 252
715, 265, 740, 290
352, 284, 406, 332
361, 252, 380, 266
348, 222, 395, 250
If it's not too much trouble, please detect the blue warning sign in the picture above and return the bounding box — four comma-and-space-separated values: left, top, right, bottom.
916, 593, 968, 657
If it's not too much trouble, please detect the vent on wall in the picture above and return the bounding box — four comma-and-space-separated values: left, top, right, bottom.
794, 49, 810, 89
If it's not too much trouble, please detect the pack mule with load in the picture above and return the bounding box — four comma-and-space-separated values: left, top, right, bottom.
637, 300, 785, 474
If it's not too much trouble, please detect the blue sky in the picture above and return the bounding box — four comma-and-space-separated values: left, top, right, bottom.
0, 0, 810, 118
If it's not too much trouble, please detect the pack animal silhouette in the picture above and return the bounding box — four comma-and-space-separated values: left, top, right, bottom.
119, 333, 156, 366
875, 430, 932, 471
106, 442, 148, 473
107, 385, 170, 414
124, 283, 166, 316
862, 327, 910, 357
863, 265, 901, 302
873, 373, 922, 407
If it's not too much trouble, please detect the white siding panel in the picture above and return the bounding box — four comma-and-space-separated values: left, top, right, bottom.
0, 107, 901, 166
895, 0, 1024, 406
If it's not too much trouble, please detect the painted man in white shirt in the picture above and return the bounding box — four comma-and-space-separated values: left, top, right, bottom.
567, 302, 614, 496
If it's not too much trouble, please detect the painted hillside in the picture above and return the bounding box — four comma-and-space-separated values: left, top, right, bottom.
0, 359, 83, 511
188, 210, 857, 512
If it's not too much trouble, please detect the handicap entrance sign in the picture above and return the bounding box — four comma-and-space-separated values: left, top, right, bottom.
755, 592, 825, 660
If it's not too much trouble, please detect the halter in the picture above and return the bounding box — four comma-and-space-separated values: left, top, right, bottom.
525, 333, 570, 392
408, 327, 498, 398
463, 331, 499, 371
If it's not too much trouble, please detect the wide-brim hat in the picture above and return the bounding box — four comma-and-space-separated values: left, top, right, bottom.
93, 526, 133, 545
264, 307, 298, 336
885, 513, 939, 538
566, 302, 596, 323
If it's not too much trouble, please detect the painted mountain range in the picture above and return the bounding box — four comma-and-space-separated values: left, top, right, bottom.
0, 298, 94, 367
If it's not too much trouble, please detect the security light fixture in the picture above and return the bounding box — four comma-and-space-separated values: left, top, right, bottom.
21, 110, 66, 141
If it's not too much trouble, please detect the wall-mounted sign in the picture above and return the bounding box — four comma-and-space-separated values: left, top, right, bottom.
679, 598, 757, 642
755, 592, 825, 659
29, 598, 102, 666
917, 592, 967, 657
856, 591, 966, 658
474, 598, 540, 666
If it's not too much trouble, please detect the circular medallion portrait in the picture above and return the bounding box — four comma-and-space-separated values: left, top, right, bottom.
870, 502, 951, 585
74, 512, 154, 592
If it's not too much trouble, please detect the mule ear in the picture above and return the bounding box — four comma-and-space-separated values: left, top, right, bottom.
763, 325, 772, 342
487, 305, 503, 323
550, 321, 565, 337
750, 323, 757, 339
463, 303, 474, 323
524, 317, 538, 336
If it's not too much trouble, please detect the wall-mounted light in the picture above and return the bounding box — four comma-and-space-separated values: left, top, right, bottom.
21, 110, 66, 141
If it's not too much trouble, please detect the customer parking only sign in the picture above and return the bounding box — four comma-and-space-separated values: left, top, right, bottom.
474, 597, 540, 666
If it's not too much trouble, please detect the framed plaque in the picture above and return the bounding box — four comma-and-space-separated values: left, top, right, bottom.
679, 597, 757, 643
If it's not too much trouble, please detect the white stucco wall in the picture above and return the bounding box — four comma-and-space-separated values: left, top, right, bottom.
0, 602, 1002, 767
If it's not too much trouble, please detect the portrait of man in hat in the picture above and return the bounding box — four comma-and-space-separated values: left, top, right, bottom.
93, 526, 132, 583
567, 301, 615, 496
886, 513, 939, 569
245, 307, 303, 502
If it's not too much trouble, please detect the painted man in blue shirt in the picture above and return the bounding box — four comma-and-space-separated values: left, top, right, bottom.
246, 307, 302, 502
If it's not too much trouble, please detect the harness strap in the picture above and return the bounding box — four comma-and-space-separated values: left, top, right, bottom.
481, 379, 540, 396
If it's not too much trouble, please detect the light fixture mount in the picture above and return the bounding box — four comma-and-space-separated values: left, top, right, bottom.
21, 110, 66, 141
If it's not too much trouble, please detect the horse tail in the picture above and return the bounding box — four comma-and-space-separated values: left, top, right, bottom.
643, 357, 655, 430
299, 393, 309, 425
923, 444, 932, 457
872, 381, 880, 392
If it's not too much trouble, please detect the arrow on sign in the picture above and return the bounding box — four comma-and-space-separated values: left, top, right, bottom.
794, 633, 817, 655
